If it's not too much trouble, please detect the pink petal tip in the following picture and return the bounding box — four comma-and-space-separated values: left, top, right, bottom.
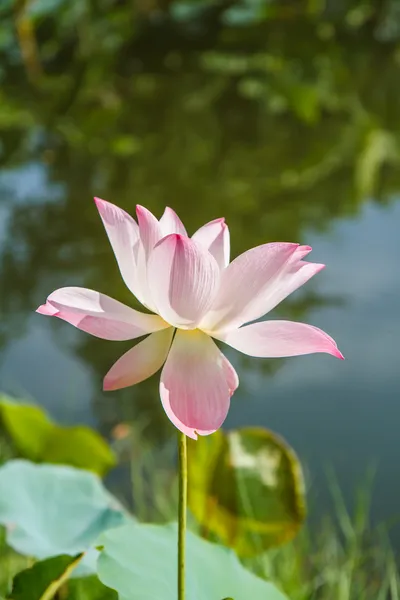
153, 232, 184, 249
36, 303, 58, 316
103, 378, 114, 392
93, 196, 107, 209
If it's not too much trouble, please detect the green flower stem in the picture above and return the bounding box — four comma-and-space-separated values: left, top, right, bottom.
178, 431, 187, 600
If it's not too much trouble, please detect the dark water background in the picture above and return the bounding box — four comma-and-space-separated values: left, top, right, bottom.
0, 0, 399, 526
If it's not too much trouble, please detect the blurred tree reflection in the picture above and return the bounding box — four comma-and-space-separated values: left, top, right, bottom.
0, 0, 399, 436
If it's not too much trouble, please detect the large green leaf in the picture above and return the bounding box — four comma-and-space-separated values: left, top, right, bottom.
187, 427, 306, 556
0, 396, 115, 476
0, 460, 128, 570
97, 522, 288, 600
7, 554, 84, 600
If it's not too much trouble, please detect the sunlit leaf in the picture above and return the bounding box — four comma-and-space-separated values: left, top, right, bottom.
0, 460, 128, 574
0, 397, 116, 476
42, 425, 116, 475
0, 396, 52, 460
7, 554, 83, 600
187, 427, 306, 556
97, 522, 288, 600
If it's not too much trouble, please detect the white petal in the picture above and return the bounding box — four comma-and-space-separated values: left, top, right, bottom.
147, 234, 220, 329
94, 198, 146, 303
201, 242, 299, 332
136, 205, 162, 258
259, 245, 325, 312
36, 287, 168, 341
159, 207, 187, 236
192, 218, 230, 269
103, 328, 174, 390
159, 330, 238, 439
216, 320, 344, 359
135, 205, 167, 311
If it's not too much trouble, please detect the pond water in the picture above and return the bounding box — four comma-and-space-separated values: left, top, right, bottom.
0, 2, 399, 528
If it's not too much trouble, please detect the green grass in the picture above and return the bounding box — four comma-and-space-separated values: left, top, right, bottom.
242, 471, 400, 600
253, 517, 399, 600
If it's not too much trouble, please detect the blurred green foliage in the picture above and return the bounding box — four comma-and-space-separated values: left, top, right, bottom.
0, 396, 116, 475
2, 0, 393, 436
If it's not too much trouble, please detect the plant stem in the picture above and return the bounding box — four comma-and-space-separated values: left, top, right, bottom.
178, 431, 187, 600
40, 553, 84, 600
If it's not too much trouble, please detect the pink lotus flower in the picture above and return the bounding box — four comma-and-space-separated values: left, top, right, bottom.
37, 199, 343, 439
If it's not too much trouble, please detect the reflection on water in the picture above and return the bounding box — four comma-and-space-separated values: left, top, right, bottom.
0, 1, 399, 523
